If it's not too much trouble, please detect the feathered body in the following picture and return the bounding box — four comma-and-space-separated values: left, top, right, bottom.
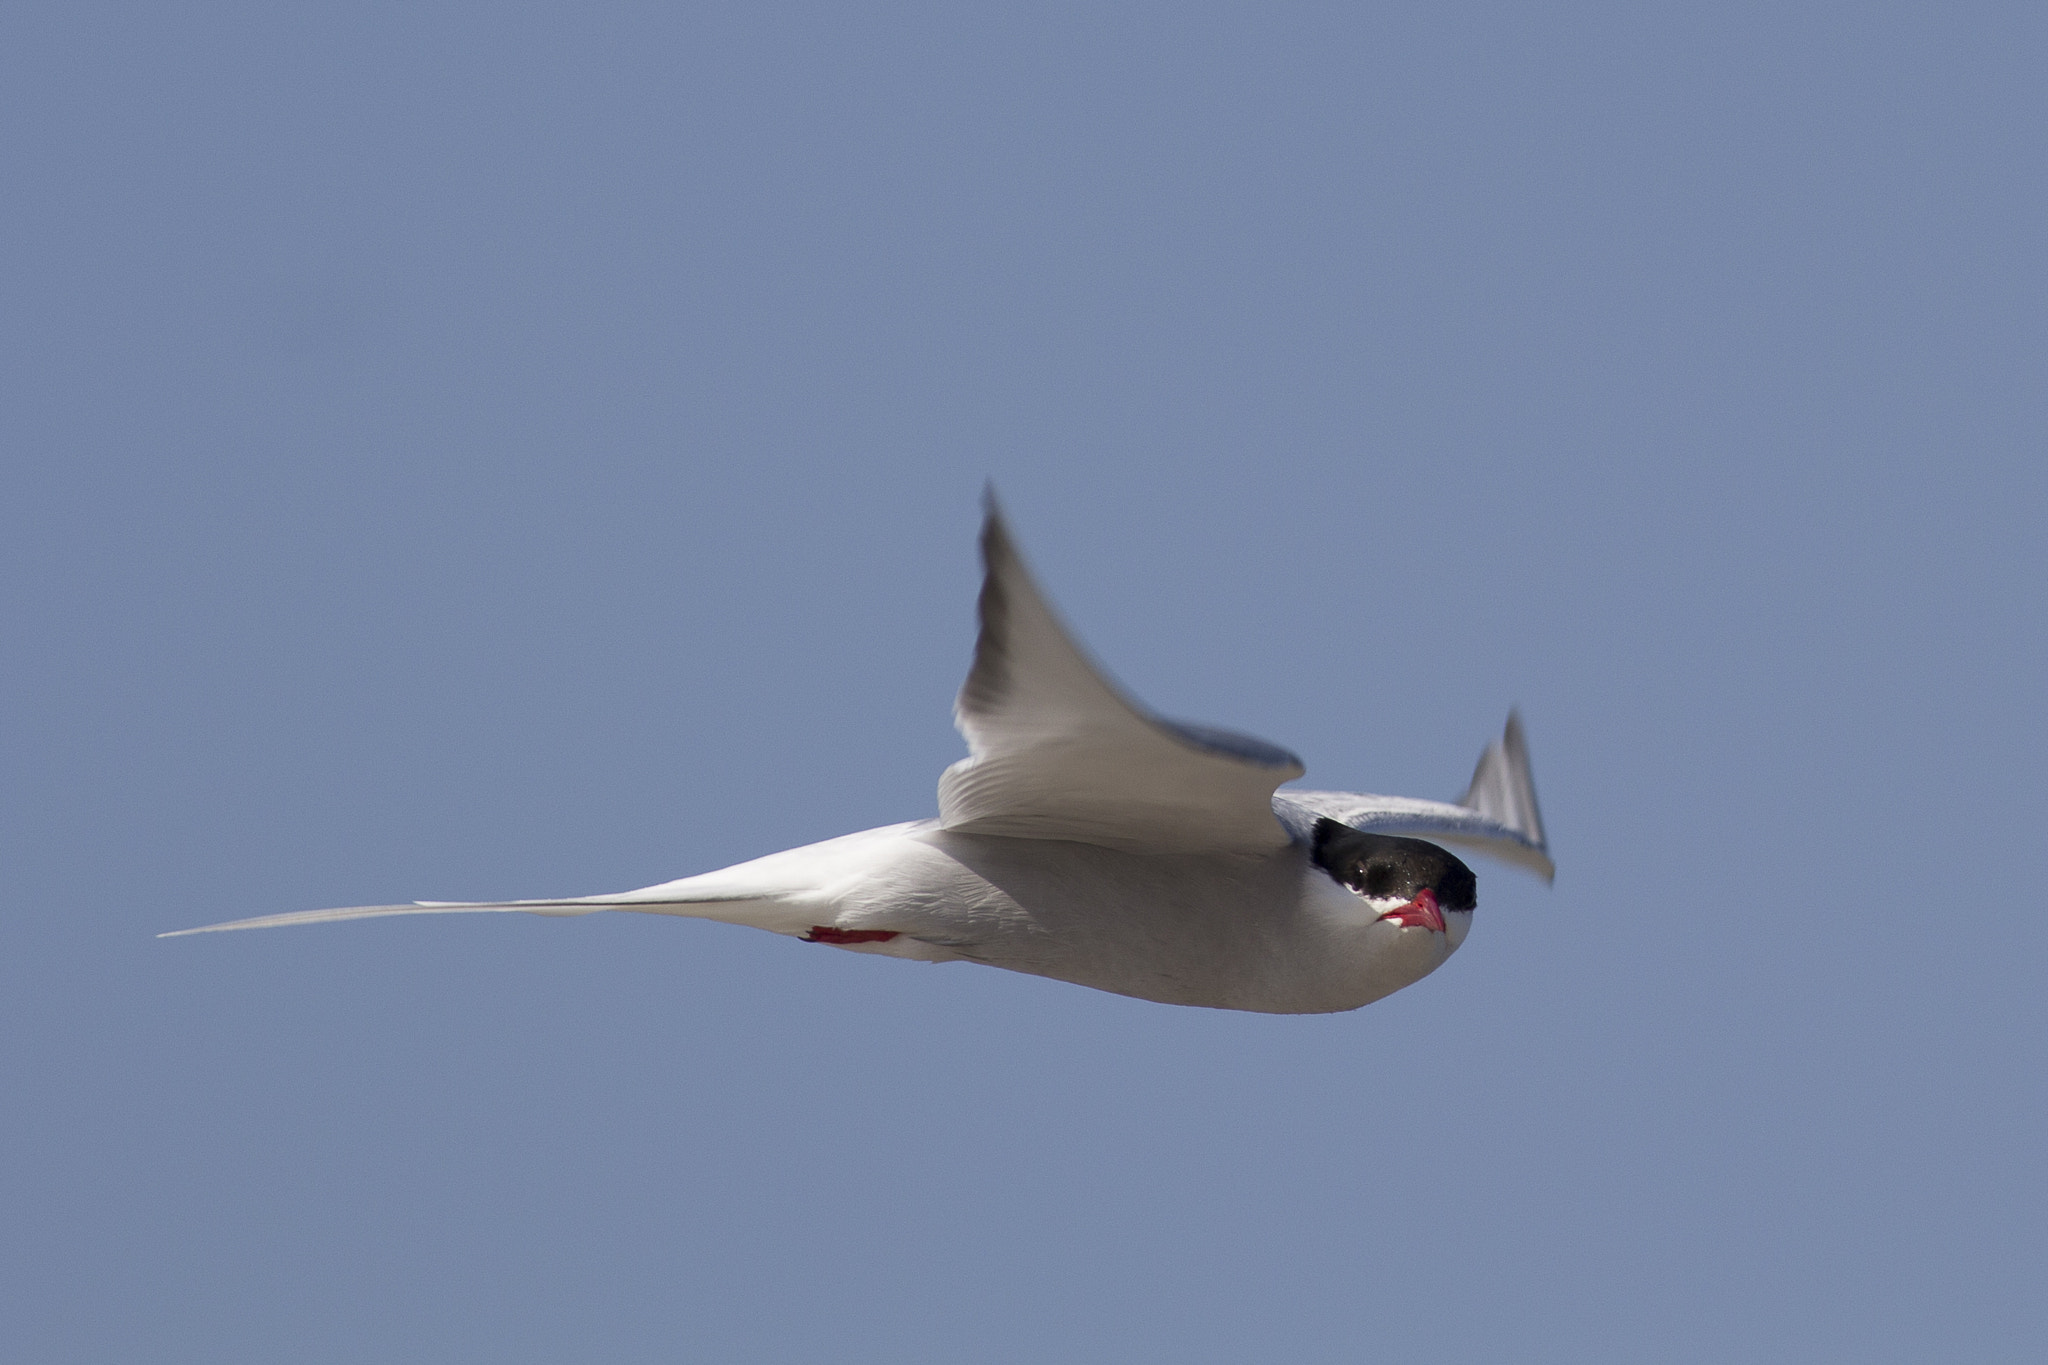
167, 500, 1552, 1015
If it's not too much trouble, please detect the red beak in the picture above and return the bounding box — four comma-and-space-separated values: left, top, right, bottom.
1377, 888, 1446, 933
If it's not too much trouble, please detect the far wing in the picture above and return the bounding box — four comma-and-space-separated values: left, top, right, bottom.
1275, 712, 1554, 881
938, 500, 1305, 853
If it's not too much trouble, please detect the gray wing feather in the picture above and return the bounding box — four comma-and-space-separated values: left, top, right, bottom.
1460, 710, 1548, 861
1276, 713, 1555, 882
939, 497, 1304, 853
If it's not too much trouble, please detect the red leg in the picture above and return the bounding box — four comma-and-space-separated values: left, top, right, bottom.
804, 926, 900, 945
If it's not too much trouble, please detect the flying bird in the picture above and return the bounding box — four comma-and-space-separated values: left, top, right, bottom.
166, 500, 1553, 1014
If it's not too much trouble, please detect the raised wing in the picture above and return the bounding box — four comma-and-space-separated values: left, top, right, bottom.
938, 499, 1305, 853
1273, 711, 1555, 881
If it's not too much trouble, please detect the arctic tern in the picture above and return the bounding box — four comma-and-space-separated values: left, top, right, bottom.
166, 501, 1553, 1014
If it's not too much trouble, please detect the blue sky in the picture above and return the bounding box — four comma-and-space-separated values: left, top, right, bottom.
4, 3, 2044, 1361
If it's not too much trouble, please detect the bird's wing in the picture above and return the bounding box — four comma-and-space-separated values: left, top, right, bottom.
937, 499, 1304, 853
1275, 712, 1554, 881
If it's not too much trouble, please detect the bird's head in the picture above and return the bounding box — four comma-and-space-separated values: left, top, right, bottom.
1311, 818, 1477, 952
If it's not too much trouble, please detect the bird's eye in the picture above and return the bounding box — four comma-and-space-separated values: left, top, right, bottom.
1360, 862, 1396, 898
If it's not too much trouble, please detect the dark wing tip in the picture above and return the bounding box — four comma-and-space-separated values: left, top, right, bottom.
959, 493, 1015, 718
1504, 707, 1528, 758
978, 486, 1014, 568
1459, 709, 1551, 878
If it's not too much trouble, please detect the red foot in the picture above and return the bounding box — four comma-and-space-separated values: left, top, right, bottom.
804, 926, 900, 945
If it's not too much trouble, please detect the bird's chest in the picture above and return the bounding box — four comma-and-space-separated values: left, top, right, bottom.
868, 836, 1349, 1010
